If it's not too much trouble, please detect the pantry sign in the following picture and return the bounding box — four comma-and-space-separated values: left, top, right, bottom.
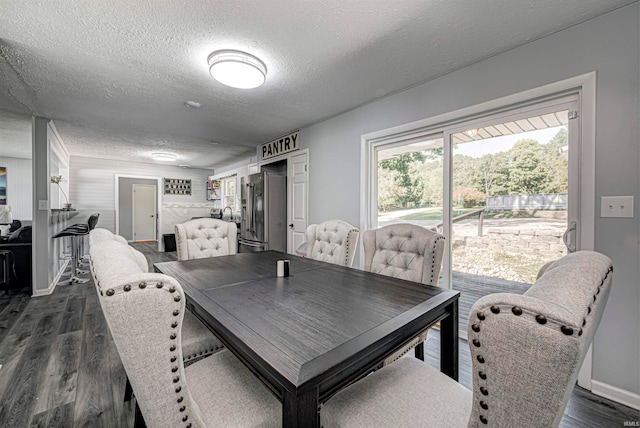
261, 131, 299, 160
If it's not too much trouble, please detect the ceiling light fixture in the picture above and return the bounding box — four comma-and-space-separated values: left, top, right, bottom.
464, 128, 479, 138
185, 101, 202, 109
207, 50, 267, 89
152, 152, 177, 162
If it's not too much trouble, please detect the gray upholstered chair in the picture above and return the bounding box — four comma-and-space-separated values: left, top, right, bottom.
175, 218, 237, 261
90, 236, 223, 365
90, 241, 281, 427
363, 223, 445, 365
305, 219, 359, 267
321, 251, 614, 428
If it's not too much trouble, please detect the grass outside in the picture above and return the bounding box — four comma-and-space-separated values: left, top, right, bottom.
393, 207, 566, 221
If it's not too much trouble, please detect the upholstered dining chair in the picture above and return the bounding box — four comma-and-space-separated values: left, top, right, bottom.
175, 218, 237, 261
306, 219, 359, 267
89, 234, 224, 365
90, 241, 280, 427
322, 251, 613, 428
363, 223, 445, 365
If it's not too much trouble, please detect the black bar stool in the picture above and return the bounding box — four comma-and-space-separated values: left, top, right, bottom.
54, 225, 92, 285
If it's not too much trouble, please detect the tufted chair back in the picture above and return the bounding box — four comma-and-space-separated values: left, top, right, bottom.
363, 223, 445, 285
175, 218, 237, 261
89, 228, 128, 246
90, 242, 207, 427
306, 219, 359, 267
466, 250, 613, 427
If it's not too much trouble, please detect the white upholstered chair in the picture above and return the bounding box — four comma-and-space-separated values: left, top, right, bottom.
305, 219, 359, 267
89, 234, 224, 365
322, 251, 613, 428
175, 218, 237, 261
90, 241, 280, 427
363, 223, 445, 365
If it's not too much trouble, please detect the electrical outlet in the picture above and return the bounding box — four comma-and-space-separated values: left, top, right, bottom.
601, 196, 634, 218
38, 200, 48, 210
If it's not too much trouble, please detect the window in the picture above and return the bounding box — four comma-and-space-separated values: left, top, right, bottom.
222, 176, 238, 210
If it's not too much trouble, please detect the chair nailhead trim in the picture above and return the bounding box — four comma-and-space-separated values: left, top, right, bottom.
536, 314, 547, 324
170, 333, 177, 339
139, 282, 147, 289
173, 376, 180, 383
511, 306, 522, 315
561, 326, 574, 335
171, 321, 178, 328
106, 289, 115, 296
477, 312, 485, 320
171, 356, 177, 362
157, 282, 164, 288
490, 306, 500, 314
480, 386, 488, 396
179, 406, 186, 412
169, 286, 176, 293
472, 339, 481, 347
471, 324, 480, 332
170, 345, 176, 351
175, 386, 182, 393
177, 396, 183, 403
172, 366, 178, 372
182, 415, 188, 422
123, 284, 131, 292
480, 415, 488, 424
477, 355, 485, 363
174, 295, 181, 302
173, 310, 180, 316
480, 400, 488, 409
478, 371, 486, 380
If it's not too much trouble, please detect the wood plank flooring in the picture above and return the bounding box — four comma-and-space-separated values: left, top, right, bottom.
0, 242, 636, 427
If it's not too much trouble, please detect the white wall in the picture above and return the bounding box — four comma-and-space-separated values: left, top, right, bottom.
298, 5, 639, 400
0, 156, 32, 220
70, 156, 214, 235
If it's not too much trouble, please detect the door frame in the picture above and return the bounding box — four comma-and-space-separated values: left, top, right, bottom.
360, 72, 596, 387
115, 174, 163, 249
258, 148, 309, 254
132, 183, 157, 241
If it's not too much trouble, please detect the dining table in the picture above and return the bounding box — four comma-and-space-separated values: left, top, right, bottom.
154, 250, 459, 428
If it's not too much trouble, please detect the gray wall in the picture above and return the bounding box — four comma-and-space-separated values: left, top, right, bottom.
70, 156, 213, 234
118, 177, 158, 240
299, 5, 639, 396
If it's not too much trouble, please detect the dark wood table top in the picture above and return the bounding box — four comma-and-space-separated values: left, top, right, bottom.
155, 251, 459, 427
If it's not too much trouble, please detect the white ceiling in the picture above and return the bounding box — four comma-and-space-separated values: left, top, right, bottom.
0, 0, 634, 168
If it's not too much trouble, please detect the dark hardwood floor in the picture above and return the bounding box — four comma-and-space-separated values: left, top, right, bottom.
0, 242, 636, 427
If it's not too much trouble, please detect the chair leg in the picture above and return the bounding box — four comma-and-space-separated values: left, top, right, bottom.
134, 399, 147, 428
124, 375, 133, 402
414, 342, 425, 361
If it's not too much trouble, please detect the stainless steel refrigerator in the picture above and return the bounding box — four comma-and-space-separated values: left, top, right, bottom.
239, 171, 287, 252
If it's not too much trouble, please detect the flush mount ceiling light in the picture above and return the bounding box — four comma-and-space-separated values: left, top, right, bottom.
152, 152, 177, 162
207, 50, 267, 89
184, 100, 202, 109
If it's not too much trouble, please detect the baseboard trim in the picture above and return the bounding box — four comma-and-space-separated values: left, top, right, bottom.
591, 379, 640, 410
32, 281, 56, 297
33, 260, 69, 297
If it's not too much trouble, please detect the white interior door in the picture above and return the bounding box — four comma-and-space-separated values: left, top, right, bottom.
133, 184, 157, 241
288, 152, 308, 254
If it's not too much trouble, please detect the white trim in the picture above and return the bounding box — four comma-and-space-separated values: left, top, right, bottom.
33, 274, 59, 297
115, 174, 163, 251
591, 379, 640, 410
360, 71, 598, 378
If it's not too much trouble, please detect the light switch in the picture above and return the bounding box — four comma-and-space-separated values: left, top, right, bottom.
38, 200, 49, 210
601, 196, 634, 218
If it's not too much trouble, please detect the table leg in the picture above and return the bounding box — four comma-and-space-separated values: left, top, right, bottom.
282, 388, 319, 428
414, 341, 425, 361
440, 300, 459, 381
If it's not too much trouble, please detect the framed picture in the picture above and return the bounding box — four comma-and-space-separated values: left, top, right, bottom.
0, 167, 6, 205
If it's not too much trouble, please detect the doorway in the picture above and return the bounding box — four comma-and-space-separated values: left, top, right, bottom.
116, 175, 161, 243
133, 184, 157, 242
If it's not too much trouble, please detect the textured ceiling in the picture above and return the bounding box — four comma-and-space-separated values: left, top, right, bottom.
0, 0, 635, 168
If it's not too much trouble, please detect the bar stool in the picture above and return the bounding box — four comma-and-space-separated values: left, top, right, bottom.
67, 213, 100, 265
54, 226, 90, 284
